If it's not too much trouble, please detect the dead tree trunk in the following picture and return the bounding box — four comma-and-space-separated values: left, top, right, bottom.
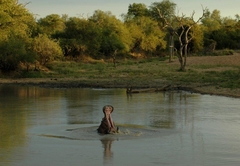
169, 35, 174, 62
112, 49, 118, 68
176, 26, 186, 71
168, 27, 175, 62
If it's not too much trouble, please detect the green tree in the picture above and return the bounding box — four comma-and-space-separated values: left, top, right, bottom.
126, 16, 166, 54
0, 0, 36, 41
56, 17, 102, 58
201, 9, 222, 32
32, 34, 63, 65
89, 10, 132, 57
191, 24, 204, 52
37, 14, 66, 36
0, 0, 36, 71
150, 0, 176, 61
202, 10, 240, 50
0, 35, 35, 71
123, 3, 149, 21
149, 0, 176, 25
201, 9, 223, 51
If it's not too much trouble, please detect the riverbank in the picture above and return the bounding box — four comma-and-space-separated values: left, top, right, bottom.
1, 77, 240, 98
1, 54, 240, 98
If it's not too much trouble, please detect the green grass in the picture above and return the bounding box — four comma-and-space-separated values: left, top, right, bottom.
3, 56, 240, 89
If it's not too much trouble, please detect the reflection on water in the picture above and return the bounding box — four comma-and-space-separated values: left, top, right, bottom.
101, 138, 114, 164
0, 86, 28, 164
0, 85, 240, 166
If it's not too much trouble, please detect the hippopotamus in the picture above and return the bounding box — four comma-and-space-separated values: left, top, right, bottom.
97, 105, 119, 134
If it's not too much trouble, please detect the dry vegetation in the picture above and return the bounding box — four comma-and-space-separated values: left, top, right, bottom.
187, 54, 240, 66
170, 53, 240, 70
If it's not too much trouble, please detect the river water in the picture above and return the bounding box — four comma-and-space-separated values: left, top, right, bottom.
0, 85, 240, 166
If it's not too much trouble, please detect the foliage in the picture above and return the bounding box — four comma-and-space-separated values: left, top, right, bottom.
124, 3, 149, 20
201, 9, 222, 32
149, 0, 176, 24
37, 14, 66, 36
125, 13, 166, 54
32, 34, 63, 65
0, 0, 37, 72
0, 0, 36, 41
190, 25, 204, 52
56, 17, 101, 57
1, 0, 240, 74
55, 12, 132, 58
202, 9, 240, 50
0, 35, 35, 71
89, 10, 132, 57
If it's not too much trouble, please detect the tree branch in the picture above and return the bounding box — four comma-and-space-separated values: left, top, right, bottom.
155, 7, 176, 30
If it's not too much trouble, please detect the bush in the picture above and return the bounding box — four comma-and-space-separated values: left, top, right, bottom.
32, 34, 63, 65
0, 37, 35, 71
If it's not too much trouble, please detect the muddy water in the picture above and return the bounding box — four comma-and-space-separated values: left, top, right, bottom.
0, 85, 240, 166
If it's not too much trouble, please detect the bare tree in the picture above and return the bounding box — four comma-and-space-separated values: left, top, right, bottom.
156, 6, 206, 71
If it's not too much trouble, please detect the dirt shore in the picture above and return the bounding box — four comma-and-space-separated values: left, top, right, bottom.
1, 77, 240, 98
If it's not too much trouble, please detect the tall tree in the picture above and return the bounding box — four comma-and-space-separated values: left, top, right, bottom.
0, 0, 36, 41
123, 2, 167, 56
56, 17, 102, 58
149, 0, 176, 61
126, 16, 166, 55
149, 0, 176, 25
89, 10, 132, 57
201, 9, 222, 32
202, 9, 240, 50
37, 14, 66, 36
124, 3, 149, 21
0, 0, 36, 71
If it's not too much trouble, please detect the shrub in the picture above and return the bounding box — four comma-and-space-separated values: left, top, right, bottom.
0, 37, 35, 71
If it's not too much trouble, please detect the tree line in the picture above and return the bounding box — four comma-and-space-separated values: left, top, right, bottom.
0, 0, 240, 72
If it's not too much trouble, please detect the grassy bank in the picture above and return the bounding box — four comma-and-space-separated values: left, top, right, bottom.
5, 53, 238, 91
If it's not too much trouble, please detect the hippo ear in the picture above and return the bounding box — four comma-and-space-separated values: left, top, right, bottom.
110, 105, 114, 113
102, 105, 106, 113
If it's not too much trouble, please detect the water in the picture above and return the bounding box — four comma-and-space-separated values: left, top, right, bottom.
0, 85, 240, 166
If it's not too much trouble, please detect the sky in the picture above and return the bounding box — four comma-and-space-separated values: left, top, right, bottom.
19, 0, 240, 20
